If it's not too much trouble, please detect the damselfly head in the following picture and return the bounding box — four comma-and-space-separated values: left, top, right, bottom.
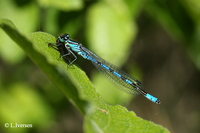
61, 33, 69, 41
57, 33, 69, 43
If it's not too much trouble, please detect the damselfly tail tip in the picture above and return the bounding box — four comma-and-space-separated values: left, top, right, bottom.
156, 99, 161, 104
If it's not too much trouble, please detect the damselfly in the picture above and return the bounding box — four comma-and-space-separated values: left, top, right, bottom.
48, 34, 161, 104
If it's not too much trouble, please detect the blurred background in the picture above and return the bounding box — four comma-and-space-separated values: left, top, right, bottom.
0, 0, 200, 133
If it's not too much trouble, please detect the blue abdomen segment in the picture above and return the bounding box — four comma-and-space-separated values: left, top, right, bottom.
113, 71, 121, 78
145, 93, 160, 104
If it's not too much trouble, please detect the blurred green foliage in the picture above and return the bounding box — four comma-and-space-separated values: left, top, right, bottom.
0, 0, 200, 133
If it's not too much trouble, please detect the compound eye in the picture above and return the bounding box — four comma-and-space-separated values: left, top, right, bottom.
64, 34, 69, 40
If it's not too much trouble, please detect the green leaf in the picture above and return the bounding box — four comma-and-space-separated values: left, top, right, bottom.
0, 18, 169, 133
37, 0, 83, 11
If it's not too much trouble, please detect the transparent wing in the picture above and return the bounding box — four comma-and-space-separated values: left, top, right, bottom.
81, 46, 144, 95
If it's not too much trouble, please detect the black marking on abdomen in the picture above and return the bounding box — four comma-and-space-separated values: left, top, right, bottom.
109, 68, 114, 73
121, 76, 126, 81
97, 61, 101, 65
